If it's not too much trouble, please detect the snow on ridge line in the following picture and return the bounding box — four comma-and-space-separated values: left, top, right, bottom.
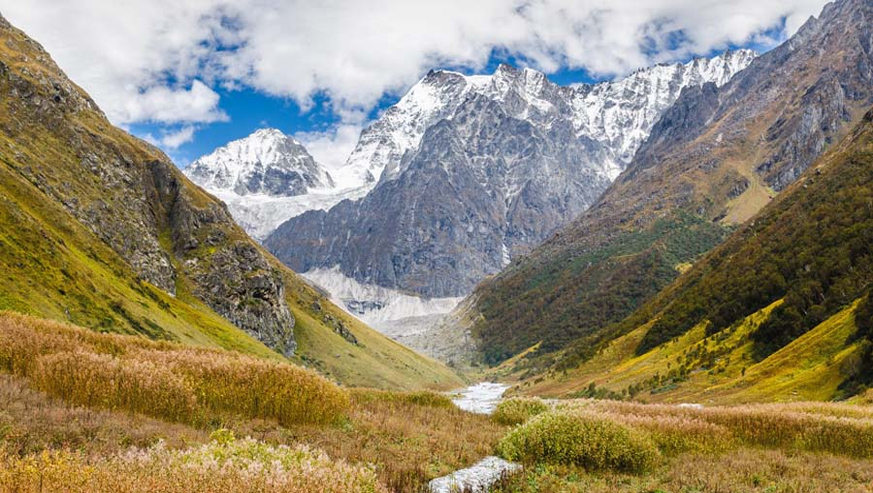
301, 267, 463, 326
212, 185, 369, 241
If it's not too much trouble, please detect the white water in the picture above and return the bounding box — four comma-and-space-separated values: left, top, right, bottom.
429, 382, 519, 493
429, 456, 521, 493
451, 382, 511, 414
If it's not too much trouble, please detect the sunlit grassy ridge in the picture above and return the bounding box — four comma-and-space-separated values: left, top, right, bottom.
519, 298, 865, 403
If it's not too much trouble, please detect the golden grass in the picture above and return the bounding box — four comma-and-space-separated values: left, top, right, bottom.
492, 448, 873, 493
0, 431, 389, 493
0, 373, 207, 457
0, 311, 349, 427
557, 399, 873, 459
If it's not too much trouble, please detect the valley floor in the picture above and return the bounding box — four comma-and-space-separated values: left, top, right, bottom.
3, 312, 873, 493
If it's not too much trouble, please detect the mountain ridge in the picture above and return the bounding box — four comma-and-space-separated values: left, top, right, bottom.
264, 50, 755, 312
462, 0, 873, 367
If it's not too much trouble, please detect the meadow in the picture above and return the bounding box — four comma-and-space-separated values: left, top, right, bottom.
0, 312, 503, 492
491, 397, 873, 492
4, 311, 873, 492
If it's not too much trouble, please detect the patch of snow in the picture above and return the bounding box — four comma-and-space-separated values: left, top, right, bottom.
211, 186, 369, 241
501, 243, 511, 267
429, 456, 521, 493
451, 382, 510, 415
301, 266, 462, 328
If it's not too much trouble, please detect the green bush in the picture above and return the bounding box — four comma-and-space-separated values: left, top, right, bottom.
497, 410, 660, 473
492, 398, 549, 425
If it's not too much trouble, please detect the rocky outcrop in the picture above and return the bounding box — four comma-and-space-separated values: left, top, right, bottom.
0, 15, 296, 354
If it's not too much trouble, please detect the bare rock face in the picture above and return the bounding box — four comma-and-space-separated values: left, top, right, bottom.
265, 52, 754, 299
0, 15, 296, 354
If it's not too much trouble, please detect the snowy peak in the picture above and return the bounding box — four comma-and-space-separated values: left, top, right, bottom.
185, 128, 333, 197
343, 50, 756, 189
337, 70, 476, 187
569, 49, 757, 171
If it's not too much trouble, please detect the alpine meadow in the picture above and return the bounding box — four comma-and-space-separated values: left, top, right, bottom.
1, 0, 872, 492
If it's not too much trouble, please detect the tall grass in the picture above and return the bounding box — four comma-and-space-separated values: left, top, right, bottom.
0, 431, 389, 493
558, 399, 873, 459
0, 311, 349, 427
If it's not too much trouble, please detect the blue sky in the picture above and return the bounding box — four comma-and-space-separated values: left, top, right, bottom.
1, 0, 827, 169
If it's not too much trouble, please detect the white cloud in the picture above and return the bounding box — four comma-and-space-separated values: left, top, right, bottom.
295, 124, 365, 170
117, 81, 227, 125
143, 125, 198, 150
1, 0, 829, 136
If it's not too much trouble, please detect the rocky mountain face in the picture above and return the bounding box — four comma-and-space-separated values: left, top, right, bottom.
265, 52, 754, 300
463, 0, 873, 365
526, 105, 873, 402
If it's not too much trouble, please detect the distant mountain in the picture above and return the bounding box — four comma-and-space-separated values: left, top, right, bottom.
186, 128, 334, 197
265, 51, 755, 312
185, 129, 350, 240
0, 14, 462, 390
462, 0, 873, 366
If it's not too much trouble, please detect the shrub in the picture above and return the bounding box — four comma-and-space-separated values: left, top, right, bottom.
492, 397, 550, 425
497, 410, 660, 473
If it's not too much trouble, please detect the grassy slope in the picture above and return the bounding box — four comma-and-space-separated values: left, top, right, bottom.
512, 109, 873, 402
518, 299, 863, 404
0, 15, 460, 391
471, 213, 731, 364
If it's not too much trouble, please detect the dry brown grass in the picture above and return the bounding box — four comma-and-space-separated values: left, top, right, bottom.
280, 388, 507, 492
0, 311, 506, 492
0, 372, 505, 492
0, 311, 349, 427
0, 373, 207, 457
559, 399, 873, 458
492, 448, 873, 492
0, 432, 389, 493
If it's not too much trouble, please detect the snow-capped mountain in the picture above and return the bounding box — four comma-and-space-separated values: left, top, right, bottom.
570, 49, 757, 168
265, 50, 756, 310
338, 49, 757, 190
185, 128, 354, 240
186, 128, 334, 196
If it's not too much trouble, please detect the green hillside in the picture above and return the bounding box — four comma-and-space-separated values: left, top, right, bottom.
514, 107, 873, 402
0, 14, 461, 391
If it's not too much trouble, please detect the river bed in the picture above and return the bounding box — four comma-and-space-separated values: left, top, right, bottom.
429, 382, 519, 493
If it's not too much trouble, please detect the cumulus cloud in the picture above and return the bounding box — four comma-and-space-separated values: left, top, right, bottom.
295, 124, 366, 170
143, 125, 198, 150
1, 0, 828, 132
